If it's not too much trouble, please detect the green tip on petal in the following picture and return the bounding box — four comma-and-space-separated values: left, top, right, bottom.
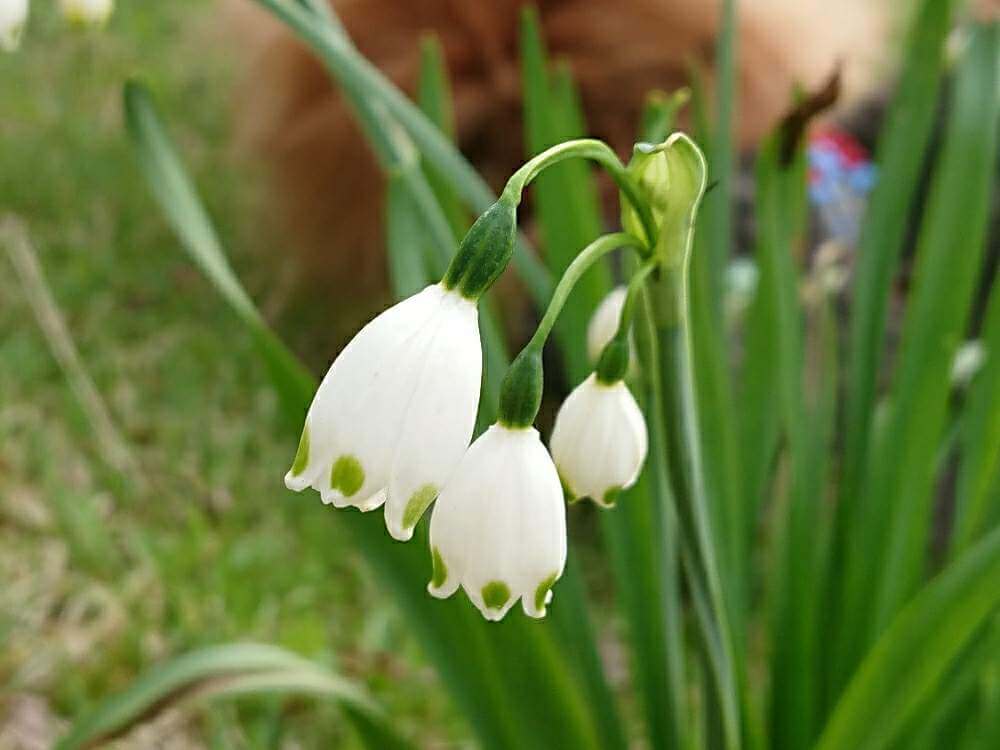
482, 581, 511, 610
289, 426, 310, 477
431, 547, 448, 589
403, 484, 438, 530
601, 486, 623, 508
534, 573, 558, 613
330, 455, 364, 497
558, 471, 578, 504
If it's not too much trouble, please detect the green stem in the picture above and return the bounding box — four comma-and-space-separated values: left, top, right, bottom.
650, 136, 741, 750
525, 233, 644, 354
499, 233, 645, 427
503, 140, 658, 250
595, 261, 657, 383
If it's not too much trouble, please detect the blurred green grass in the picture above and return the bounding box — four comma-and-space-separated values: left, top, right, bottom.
0, 2, 453, 744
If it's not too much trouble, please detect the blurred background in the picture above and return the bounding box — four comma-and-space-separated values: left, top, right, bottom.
0, 0, 994, 747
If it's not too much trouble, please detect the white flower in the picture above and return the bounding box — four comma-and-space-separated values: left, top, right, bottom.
60, 0, 113, 25
285, 283, 482, 542
428, 424, 567, 621
587, 286, 629, 363
550, 373, 648, 506
0, 0, 28, 52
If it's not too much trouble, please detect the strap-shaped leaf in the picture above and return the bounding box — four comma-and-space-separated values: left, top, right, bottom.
55, 643, 401, 750
817, 526, 1000, 750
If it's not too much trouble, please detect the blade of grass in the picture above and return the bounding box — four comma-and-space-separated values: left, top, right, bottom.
950, 278, 1000, 555
55, 643, 397, 750
816, 525, 1000, 750
125, 81, 606, 750
827, 0, 959, 701
866, 20, 1000, 637
1, 215, 142, 487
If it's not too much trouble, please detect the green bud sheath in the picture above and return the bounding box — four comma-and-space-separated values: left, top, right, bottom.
442, 197, 518, 300
498, 349, 543, 428
595, 336, 630, 384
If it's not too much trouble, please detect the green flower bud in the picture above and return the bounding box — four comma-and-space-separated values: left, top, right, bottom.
442, 197, 518, 300
498, 349, 543, 428
595, 335, 630, 384
620, 134, 707, 265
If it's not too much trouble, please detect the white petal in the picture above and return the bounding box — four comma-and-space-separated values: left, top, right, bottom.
384, 296, 481, 540
285, 284, 444, 495
586, 287, 627, 363
550, 374, 648, 505
429, 425, 567, 621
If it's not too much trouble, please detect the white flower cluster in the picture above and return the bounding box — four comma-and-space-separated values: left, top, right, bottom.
286, 280, 648, 621
1, 0, 114, 53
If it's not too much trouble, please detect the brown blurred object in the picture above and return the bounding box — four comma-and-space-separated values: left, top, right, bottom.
226, 0, 885, 298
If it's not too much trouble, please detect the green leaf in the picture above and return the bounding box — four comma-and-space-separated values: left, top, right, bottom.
865, 20, 1000, 637
122, 81, 315, 424
386, 174, 433, 298
55, 643, 398, 750
950, 279, 1000, 555
417, 35, 466, 240
753, 135, 825, 750
816, 526, 1000, 750
827, 0, 960, 698
519, 7, 609, 379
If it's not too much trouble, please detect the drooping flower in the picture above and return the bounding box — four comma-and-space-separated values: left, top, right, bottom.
285, 283, 482, 542
61, 0, 113, 26
0, 0, 28, 52
428, 423, 567, 621
550, 373, 648, 507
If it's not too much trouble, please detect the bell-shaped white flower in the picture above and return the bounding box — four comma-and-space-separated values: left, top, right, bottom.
586, 286, 627, 363
550, 373, 648, 507
60, 0, 113, 26
0, 0, 28, 52
428, 424, 567, 621
285, 283, 482, 542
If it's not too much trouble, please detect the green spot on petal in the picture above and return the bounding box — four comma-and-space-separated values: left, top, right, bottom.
403, 484, 438, 530
431, 547, 448, 588
481, 581, 510, 610
289, 426, 310, 477
558, 471, 578, 504
330, 455, 364, 497
534, 572, 559, 612
602, 486, 623, 508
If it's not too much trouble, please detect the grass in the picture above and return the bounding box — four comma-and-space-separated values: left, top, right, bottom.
0, 3, 455, 745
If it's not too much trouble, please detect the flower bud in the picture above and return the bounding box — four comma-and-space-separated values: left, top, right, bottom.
497, 348, 543, 429
0, 0, 28, 52
550, 373, 648, 507
621, 147, 670, 246
442, 197, 517, 300
620, 134, 707, 264
587, 286, 626, 362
